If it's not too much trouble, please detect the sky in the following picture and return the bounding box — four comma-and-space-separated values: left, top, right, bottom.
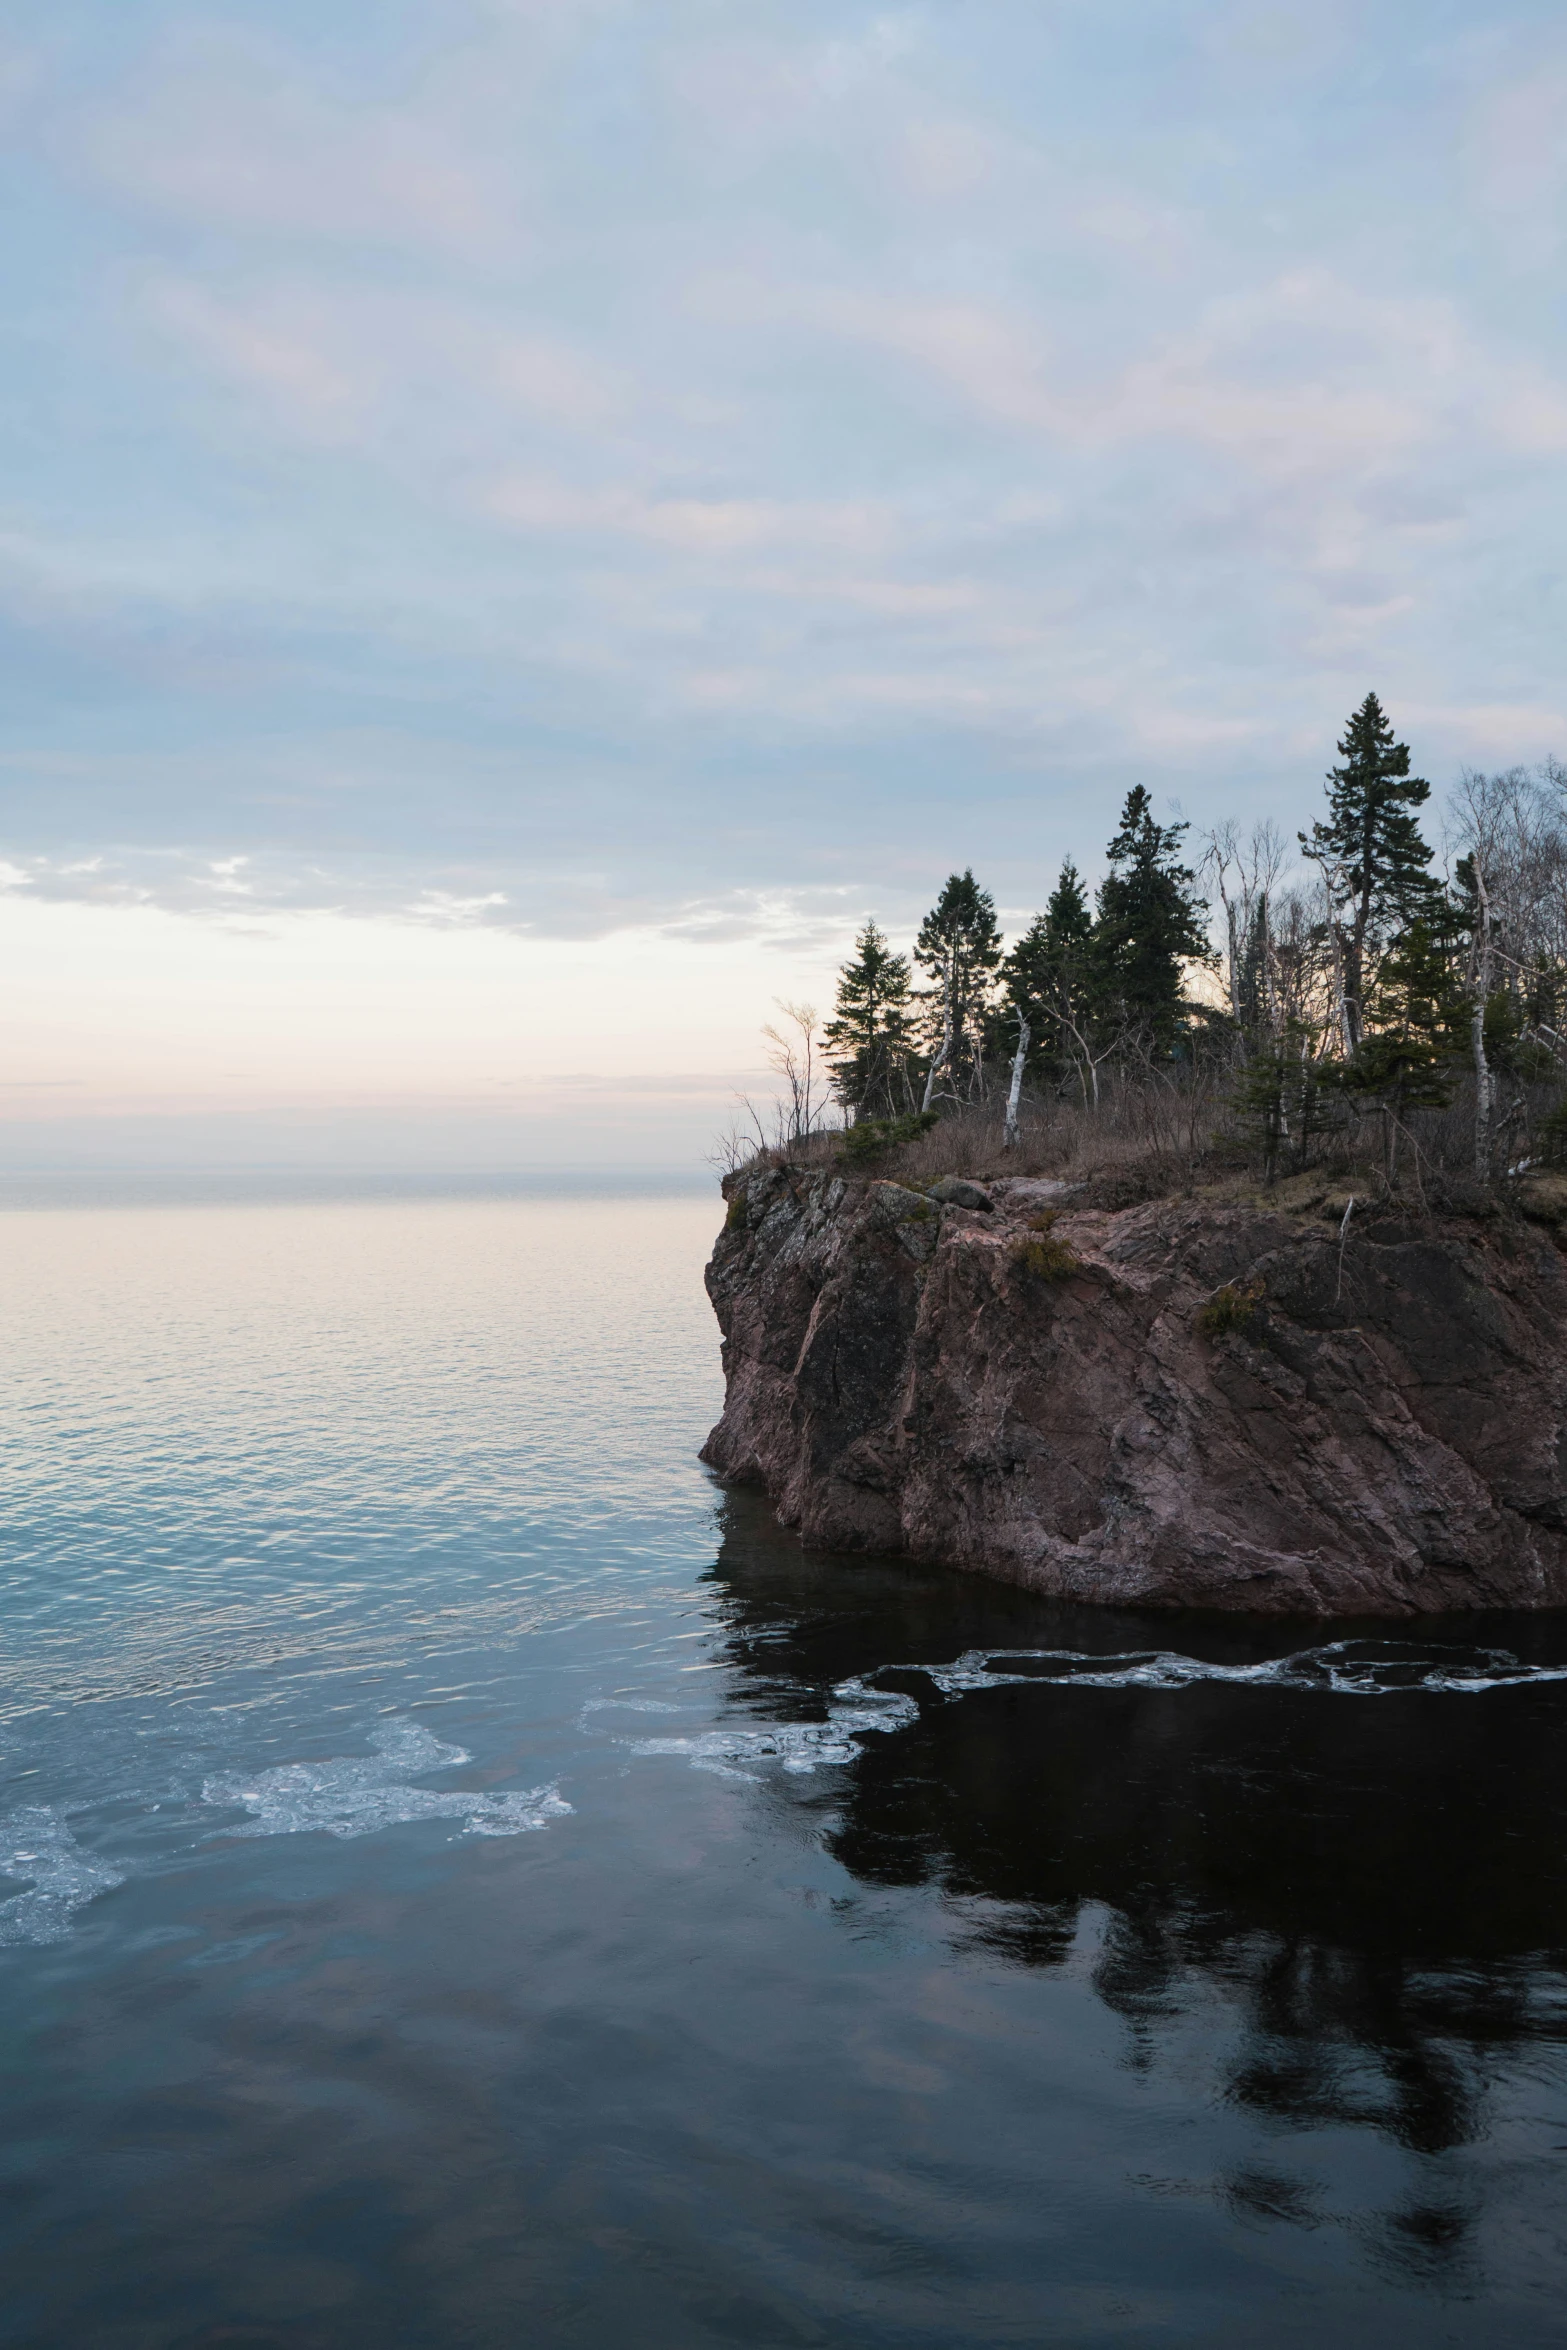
3, 0, 1565, 1167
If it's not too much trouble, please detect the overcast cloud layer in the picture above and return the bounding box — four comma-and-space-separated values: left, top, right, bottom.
3, 0, 1565, 940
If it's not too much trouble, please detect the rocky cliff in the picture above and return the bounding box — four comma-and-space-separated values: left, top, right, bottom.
700, 1163, 1567, 1615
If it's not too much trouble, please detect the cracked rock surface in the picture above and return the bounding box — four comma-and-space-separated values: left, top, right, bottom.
700, 1163, 1567, 1616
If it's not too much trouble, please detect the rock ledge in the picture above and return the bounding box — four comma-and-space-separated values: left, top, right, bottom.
700, 1164, 1567, 1616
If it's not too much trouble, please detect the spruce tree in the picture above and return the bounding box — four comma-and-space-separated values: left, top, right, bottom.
914, 870, 1002, 1109
998, 915, 1050, 1069
1235, 1024, 1342, 1184
1093, 788, 1211, 1052
1300, 693, 1439, 1051
1000, 859, 1095, 1083
1368, 917, 1466, 1057
1332, 917, 1463, 1181
823, 921, 917, 1118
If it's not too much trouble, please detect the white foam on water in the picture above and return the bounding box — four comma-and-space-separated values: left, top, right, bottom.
202, 1716, 572, 1841
0, 1807, 125, 1944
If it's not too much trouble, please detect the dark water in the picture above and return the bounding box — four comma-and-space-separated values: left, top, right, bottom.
3, 1188, 1566, 2347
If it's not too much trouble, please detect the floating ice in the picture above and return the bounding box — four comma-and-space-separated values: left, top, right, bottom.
202, 1717, 572, 1841
625, 1683, 919, 1775
578, 1696, 682, 1725
612, 1637, 1567, 1782
896, 1638, 1567, 1700
0, 1807, 125, 1944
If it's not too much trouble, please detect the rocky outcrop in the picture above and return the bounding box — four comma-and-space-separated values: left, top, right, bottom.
700, 1163, 1567, 1615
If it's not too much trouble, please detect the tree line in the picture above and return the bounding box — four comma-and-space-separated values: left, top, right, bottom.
810, 693, 1567, 1186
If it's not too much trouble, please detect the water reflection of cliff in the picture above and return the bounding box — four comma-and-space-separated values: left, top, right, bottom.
705, 1492, 1567, 2175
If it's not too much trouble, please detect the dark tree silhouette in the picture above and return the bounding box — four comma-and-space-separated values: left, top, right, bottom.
1094, 788, 1211, 1052
914, 870, 1002, 1109
1301, 693, 1439, 1051
823, 920, 918, 1118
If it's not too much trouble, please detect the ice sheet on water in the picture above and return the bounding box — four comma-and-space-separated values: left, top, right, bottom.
0, 1807, 125, 1944
202, 1716, 572, 1841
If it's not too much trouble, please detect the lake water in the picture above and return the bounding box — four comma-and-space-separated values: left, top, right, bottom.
3, 1181, 1567, 2348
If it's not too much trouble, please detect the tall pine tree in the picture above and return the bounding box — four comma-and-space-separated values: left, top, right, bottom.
823, 921, 917, 1118
1093, 789, 1210, 1052
914, 870, 1002, 1109
1331, 916, 1464, 1181
999, 859, 1095, 1084
1300, 693, 1438, 1052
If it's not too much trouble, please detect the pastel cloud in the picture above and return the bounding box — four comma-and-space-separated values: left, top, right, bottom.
0, 0, 1561, 955
81, 28, 514, 258
1464, 58, 1567, 271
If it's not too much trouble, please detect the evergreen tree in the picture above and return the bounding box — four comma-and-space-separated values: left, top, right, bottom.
1332, 917, 1464, 1181
823, 921, 917, 1118
914, 870, 1002, 1109
1234, 1023, 1342, 1183
997, 915, 1050, 1068
1300, 693, 1439, 1051
1093, 788, 1211, 1051
1366, 916, 1466, 1059
999, 859, 1095, 1084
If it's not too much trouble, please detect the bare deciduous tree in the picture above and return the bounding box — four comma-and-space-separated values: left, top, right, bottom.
762, 1000, 831, 1146
1451, 764, 1567, 1166
1202, 819, 1287, 1046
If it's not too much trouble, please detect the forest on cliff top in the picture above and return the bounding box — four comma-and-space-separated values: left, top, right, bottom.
729, 695, 1567, 1205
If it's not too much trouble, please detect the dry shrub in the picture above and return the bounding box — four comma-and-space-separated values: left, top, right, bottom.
718, 1060, 1559, 1219
1012, 1219, 1080, 1281
837, 1110, 939, 1167
1195, 1275, 1265, 1338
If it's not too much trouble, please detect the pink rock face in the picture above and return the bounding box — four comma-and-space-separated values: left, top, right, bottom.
700, 1164, 1567, 1616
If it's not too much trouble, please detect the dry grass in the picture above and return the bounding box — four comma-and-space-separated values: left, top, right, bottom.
1011, 1214, 1081, 1280
737, 1086, 1234, 1207
871, 1081, 1239, 1198
727, 1068, 1567, 1223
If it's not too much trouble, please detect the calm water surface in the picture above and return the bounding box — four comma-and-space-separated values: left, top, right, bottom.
3, 1183, 1566, 2347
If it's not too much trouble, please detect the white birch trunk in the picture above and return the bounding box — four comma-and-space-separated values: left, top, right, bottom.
1472, 861, 1493, 1180
921, 985, 955, 1114
1304, 855, 1356, 1058
1003, 1017, 1030, 1149
1328, 915, 1355, 1057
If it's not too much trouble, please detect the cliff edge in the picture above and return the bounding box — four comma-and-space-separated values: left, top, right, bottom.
700, 1163, 1567, 1615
